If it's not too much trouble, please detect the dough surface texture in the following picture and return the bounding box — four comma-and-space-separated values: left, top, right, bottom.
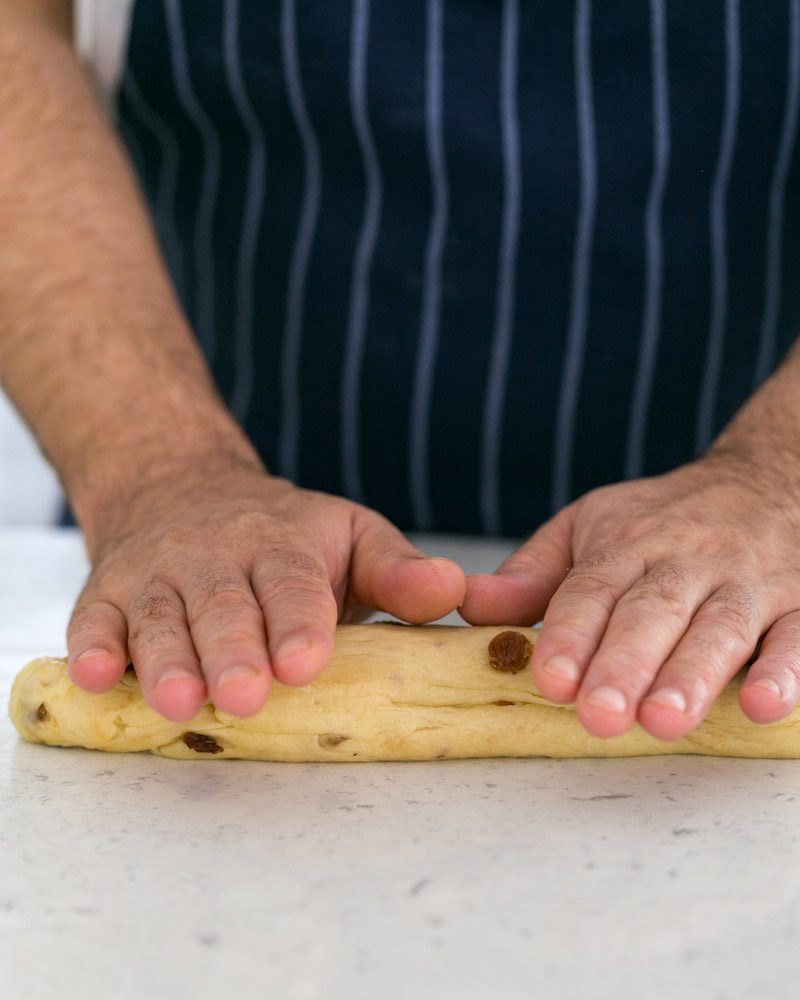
9, 624, 800, 760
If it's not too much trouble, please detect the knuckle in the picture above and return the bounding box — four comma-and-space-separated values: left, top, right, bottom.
687, 630, 720, 659
133, 593, 173, 622
253, 545, 329, 608
187, 572, 257, 625
618, 587, 687, 624
200, 628, 263, 655
256, 574, 331, 610
189, 590, 257, 628
128, 620, 181, 649
704, 585, 760, 645
129, 585, 182, 627
688, 627, 746, 674
543, 620, 600, 653
127, 584, 187, 649
773, 620, 800, 659
192, 569, 247, 600
647, 560, 701, 595
226, 513, 287, 563
267, 545, 326, 578
561, 569, 623, 602
572, 547, 621, 574
620, 564, 697, 621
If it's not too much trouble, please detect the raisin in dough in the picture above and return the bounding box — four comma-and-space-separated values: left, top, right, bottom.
9, 623, 800, 760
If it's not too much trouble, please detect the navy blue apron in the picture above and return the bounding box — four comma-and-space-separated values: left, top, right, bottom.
106, 0, 800, 536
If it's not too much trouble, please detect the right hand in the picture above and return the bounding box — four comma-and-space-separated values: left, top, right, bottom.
66, 457, 466, 722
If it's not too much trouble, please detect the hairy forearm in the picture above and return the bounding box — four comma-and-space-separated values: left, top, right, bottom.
0, 3, 261, 550
707, 337, 800, 496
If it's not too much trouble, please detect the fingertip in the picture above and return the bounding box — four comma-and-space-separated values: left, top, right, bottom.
459, 571, 543, 626
402, 553, 464, 587
206, 663, 271, 717
637, 700, 695, 742
459, 572, 502, 623
379, 555, 466, 624
271, 629, 333, 686
576, 691, 636, 739
413, 555, 467, 613
738, 681, 794, 724
427, 555, 466, 580
67, 649, 127, 693
530, 654, 581, 704
147, 672, 208, 723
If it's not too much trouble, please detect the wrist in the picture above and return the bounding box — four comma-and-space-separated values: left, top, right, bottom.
704, 358, 800, 499
66, 406, 265, 557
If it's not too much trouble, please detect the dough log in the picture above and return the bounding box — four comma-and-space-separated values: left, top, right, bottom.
9, 623, 800, 760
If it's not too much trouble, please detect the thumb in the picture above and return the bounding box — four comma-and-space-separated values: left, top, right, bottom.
460, 505, 575, 625
349, 513, 466, 623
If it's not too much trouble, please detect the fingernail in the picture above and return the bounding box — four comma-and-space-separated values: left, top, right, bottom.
67, 649, 114, 681
428, 556, 458, 570
157, 669, 197, 687
544, 654, 581, 684
585, 685, 627, 713
276, 636, 312, 665
72, 648, 111, 665
216, 665, 261, 689
645, 687, 687, 712
746, 679, 784, 700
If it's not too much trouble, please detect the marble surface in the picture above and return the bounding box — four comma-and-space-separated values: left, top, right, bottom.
2, 528, 800, 1000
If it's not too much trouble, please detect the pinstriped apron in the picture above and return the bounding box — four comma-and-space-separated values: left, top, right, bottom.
115, 0, 800, 536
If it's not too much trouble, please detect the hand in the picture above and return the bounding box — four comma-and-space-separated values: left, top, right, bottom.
66, 458, 465, 722
460, 456, 800, 740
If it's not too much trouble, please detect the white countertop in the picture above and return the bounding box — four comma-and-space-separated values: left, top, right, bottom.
2, 528, 800, 1000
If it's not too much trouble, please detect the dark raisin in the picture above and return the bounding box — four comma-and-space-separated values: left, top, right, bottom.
318, 733, 350, 749
488, 630, 533, 674
182, 732, 224, 754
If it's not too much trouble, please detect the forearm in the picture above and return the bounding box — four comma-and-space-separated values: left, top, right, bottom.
0, 3, 261, 552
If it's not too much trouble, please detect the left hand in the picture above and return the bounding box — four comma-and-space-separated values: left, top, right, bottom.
460, 455, 800, 740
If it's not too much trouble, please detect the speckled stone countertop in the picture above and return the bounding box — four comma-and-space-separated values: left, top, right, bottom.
2, 528, 800, 1000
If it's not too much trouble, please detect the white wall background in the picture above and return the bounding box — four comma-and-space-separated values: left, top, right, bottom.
0, 392, 62, 524
1, 1, 133, 526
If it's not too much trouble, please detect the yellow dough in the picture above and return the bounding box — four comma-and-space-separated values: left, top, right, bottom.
8, 623, 800, 760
